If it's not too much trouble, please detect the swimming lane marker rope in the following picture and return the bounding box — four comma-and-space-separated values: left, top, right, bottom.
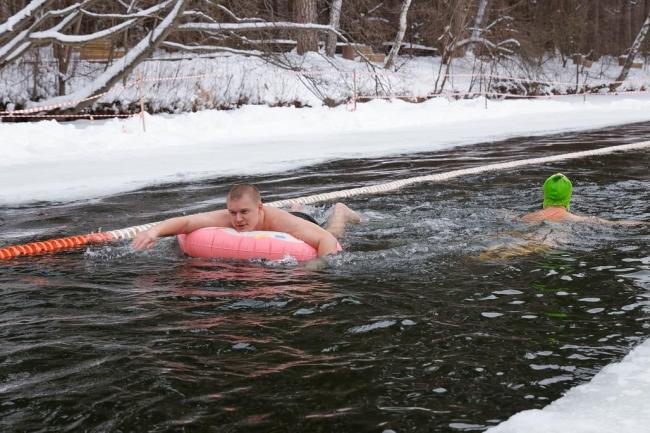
1, 140, 649, 260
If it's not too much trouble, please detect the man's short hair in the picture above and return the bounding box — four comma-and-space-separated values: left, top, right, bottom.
227, 183, 261, 203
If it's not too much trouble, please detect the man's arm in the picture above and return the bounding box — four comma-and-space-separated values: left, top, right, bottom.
132, 210, 231, 250
269, 210, 340, 257
298, 225, 340, 257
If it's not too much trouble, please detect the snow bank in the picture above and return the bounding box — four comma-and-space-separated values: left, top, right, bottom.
488, 337, 650, 433
2, 93, 650, 205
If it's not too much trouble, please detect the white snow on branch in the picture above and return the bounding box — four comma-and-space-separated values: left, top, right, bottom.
0, 28, 31, 60
214, 4, 264, 23
180, 21, 341, 36
30, 18, 136, 45
162, 41, 262, 56
0, 0, 50, 36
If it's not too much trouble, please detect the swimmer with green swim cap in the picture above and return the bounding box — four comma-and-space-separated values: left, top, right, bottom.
481, 173, 647, 261
542, 173, 572, 210
522, 173, 646, 225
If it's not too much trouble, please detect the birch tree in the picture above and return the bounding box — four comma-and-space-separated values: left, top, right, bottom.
612, 11, 650, 90
384, 0, 412, 69
325, 0, 343, 57
468, 0, 490, 54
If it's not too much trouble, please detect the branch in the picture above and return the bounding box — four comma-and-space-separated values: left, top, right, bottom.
214, 4, 264, 23
182, 10, 218, 23
30, 18, 137, 45
1, 1, 99, 67
484, 15, 513, 32
79, 0, 173, 19
0, 0, 51, 39
162, 41, 263, 57
179, 21, 344, 40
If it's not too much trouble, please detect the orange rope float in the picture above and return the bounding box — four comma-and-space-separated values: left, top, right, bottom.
0, 221, 159, 260
0, 232, 114, 259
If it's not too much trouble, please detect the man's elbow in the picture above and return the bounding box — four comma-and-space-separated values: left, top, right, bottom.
317, 236, 340, 257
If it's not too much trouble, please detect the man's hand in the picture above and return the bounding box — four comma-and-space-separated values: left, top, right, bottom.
132, 229, 160, 250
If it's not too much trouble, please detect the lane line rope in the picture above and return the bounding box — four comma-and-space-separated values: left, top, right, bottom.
1, 140, 648, 260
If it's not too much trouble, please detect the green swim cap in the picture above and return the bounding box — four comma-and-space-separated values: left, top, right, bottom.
543, 173, 572, 210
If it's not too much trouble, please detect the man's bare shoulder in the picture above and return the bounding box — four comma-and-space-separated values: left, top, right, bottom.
261, 206, 296, 230
521, 208, 583, 223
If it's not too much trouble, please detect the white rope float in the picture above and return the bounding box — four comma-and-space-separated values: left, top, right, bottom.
268, 140, 650, 207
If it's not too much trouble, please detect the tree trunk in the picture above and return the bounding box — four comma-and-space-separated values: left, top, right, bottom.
273, 0, 291, 20
325, 0, 342, 57
612, 11, 650, 90
620, 0, 632, 49
294, 0, 318, 55
384, 0, 412, 69
468, 0, 490, 54
585, 0, 600, 59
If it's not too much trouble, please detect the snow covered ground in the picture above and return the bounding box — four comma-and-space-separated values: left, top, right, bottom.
487, 323, 650, 433
1, 52, 650, 432
2, 93, 650, 205
2, 51, 650, 113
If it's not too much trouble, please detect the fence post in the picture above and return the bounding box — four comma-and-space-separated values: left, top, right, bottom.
353, 69, 357, 111
347, 70, 357, 112
137, 71, 146, 132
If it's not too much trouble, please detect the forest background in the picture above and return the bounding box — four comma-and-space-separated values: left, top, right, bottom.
1, 0, 650, 116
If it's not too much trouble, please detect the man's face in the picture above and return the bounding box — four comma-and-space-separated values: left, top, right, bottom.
227, 194, 262, 232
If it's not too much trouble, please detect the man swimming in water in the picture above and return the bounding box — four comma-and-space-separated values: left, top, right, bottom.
132, 183, 361, 257
480, 173, 646, 260
521, 173, 647, 225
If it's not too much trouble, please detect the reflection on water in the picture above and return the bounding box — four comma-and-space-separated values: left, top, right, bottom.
1, 122, 649, 432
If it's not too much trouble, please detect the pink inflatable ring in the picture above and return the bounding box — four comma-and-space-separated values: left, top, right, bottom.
177, 227, 341, 261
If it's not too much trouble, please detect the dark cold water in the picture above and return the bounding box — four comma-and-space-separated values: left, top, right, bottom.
1, 122, 650, 433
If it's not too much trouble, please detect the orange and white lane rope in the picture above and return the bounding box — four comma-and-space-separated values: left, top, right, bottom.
1, 141, 648, 260
0, 223, 158, 260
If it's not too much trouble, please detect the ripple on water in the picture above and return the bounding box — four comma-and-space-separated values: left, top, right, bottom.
1, 127, 649, 432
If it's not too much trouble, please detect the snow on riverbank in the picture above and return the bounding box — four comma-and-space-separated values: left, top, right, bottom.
2, 92, 650, 205
488, 332, 650, 433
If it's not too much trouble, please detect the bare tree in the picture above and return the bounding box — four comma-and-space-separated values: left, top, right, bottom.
43, 0, 187, 112
584, 0, 600, 59
612, 11, 650, 90
384, 0, 412, 69
326, 0, 343, 57
620, 0, 633, 49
